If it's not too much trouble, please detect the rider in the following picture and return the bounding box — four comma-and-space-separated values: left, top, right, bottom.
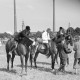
56, 27, 65, 44
42, 29, 51, 57
14, 26, 33, 47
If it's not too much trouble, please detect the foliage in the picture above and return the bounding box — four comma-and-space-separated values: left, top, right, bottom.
74, 27, 80, 35
66, 27, 74, 37
0, 32, 12, 39
35, 31, 42, 38
0, 27, 80, 39
47, 28, 51, 32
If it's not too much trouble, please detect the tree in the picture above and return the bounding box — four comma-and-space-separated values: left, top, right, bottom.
0, 32, 12, 39
66, 27, 74, 37
75, 27, 80, 35
35, 31, 42, 38
47, 28, 51, 32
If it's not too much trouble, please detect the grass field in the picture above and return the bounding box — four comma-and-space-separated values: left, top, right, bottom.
0, 45, 80, 80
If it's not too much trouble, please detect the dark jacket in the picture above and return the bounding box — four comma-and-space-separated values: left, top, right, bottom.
14, 29, 33, 47
19, 29, 30, 38
57, 41, 71, 59
56, 32, 65, 44
14, 29, 29, 41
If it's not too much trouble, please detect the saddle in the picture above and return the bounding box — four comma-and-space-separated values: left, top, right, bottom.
38, 43, 48, 50
19, 37, 33, 47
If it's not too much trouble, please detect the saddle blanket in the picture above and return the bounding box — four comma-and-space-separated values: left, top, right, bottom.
39, 44, 46, 49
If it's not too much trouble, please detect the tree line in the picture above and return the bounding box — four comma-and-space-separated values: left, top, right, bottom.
0, 27, 80, 39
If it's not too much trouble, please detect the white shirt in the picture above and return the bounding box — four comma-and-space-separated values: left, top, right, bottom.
42, 31, 50, 43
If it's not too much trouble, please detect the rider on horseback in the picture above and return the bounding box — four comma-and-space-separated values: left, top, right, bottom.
42, 29, 51, 57
12, 26, 33, 55
14, 26, 33, 47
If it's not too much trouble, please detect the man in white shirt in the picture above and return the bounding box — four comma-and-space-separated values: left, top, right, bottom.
42, 30, 51, 57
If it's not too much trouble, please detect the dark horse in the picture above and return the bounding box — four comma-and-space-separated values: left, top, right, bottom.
30, 34, 73, 70
5, 38, 33, 75
30, 38, 57, 70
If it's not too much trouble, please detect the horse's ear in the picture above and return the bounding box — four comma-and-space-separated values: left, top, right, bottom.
52, 37, 56, 41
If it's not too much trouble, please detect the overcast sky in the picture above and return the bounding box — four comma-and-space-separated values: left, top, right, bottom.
0, 0, 80, 34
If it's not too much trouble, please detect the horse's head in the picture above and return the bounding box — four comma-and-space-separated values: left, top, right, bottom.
65, 35, 73, 46
30, 39, 39, 53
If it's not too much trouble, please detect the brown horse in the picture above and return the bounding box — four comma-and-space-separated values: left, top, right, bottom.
30, 38, 57, 70
5, 38, 33, 75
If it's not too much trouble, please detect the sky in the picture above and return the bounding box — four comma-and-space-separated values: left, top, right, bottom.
0, 0, 80, 34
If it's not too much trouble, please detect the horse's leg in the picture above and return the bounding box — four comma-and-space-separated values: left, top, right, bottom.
20, 55, 24, 75
67, 57, 69, 66
75, 69, 78, 74
51, 53, 55, 70
7, 53, 11, 70
34, 52, 39, 68
55, 51, 58, 64
30, 53, 33, 68
25, 53, 29, 74
11, 52, 15, 68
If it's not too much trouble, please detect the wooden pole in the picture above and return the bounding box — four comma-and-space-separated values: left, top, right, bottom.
14, 0, 17, 33
53, 0, 55, 32
22, 21, 24, 30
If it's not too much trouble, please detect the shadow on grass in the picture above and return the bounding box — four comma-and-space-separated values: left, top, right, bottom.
53, 70, 80, 75
36, 61, 51, 65
0, 68, 17, 74
16, 61, 53, 74
16, 64, 80, 75
17, 64, 53, 73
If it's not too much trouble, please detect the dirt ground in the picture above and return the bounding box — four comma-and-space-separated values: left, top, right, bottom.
0, 45, 80, 80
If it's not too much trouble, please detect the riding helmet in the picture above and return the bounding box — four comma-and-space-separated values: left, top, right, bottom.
26, 26, 30, 30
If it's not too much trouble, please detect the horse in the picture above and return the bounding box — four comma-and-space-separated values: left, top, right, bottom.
30, 37, 57, 70
5, 37, 33, 75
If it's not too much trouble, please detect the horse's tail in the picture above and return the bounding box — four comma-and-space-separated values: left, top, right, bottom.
5, 38, 17, 54
5, 39, 10, 54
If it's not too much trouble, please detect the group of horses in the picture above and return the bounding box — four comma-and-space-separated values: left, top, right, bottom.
5, 34, 73, 75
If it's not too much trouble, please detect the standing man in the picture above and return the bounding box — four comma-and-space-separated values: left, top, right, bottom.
56, 37, 72, 74
56, 27, 66, 65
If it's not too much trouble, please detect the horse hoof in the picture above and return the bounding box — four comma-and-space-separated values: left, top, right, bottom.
25, 70, 27, 74
34, 66, 37, 68
11, 66, 13, 68
20, 71, 24, 76
30, 67, 32, 70
25, 72, 27, 75
7, 67, 9, 70
20, 73, 23, 77
52, 69, 55, 72
35, 66, 37, 68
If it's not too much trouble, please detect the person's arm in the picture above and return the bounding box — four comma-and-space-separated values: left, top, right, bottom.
63, 43, 72, 53
47, 33, 50, 40
73, 43, 77, 51
20, 30, 30, 38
